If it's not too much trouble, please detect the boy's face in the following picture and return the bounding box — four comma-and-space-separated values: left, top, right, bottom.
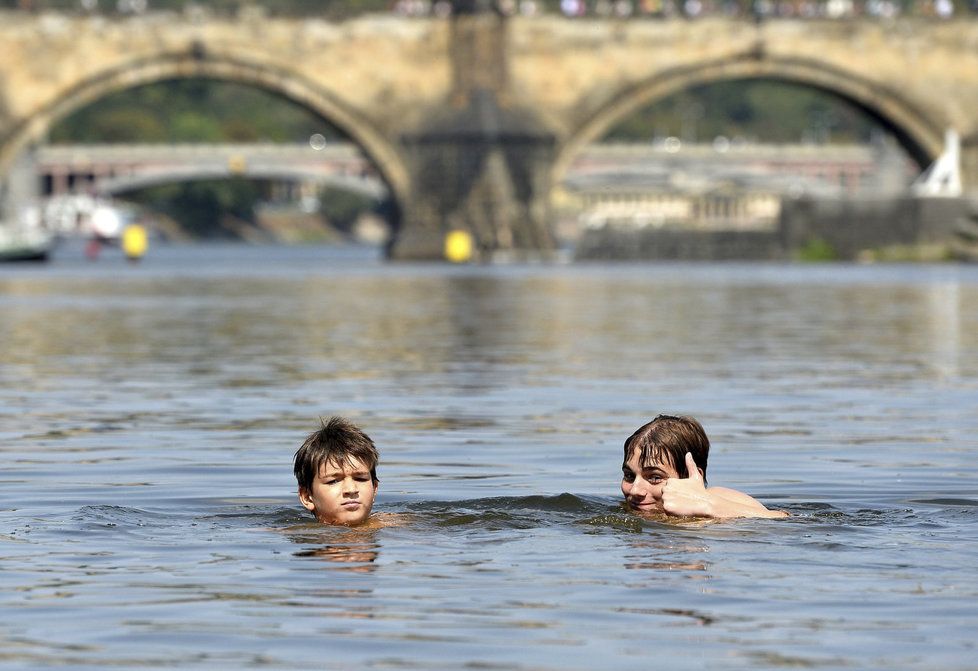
299, 457, 377, 526
621, 446, 680, 514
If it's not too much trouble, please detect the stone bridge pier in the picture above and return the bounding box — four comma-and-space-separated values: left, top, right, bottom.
396, 91, 557, 260
394, 7, 557, 260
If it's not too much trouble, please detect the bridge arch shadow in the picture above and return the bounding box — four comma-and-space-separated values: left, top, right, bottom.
552, 54, 945, 187
2, 50, 410, 236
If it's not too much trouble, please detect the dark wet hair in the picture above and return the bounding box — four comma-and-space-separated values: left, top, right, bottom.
294, 416, 379, 492
622, 415, 709, 484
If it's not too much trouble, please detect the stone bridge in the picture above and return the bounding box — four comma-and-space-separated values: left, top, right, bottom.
2, 10, 978, 258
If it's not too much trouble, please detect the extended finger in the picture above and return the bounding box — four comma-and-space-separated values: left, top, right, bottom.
685, 452, 703, 482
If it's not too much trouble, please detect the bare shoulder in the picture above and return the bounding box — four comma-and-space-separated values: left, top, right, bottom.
707, 486, 769, 509
362, 512, 411, 529
707, 486, 789, 518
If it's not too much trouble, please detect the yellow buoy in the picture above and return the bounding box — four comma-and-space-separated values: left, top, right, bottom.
227, 154, 248, 175
122, 223, 148, 261
444, 229, 474, 263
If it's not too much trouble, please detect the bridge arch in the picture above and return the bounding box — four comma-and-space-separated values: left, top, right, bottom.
1, 49, 410, 218
552, 54, 947, 187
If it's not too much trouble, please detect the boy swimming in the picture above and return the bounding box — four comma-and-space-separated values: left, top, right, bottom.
294, 417, 379, 526
621, 415, 787, 519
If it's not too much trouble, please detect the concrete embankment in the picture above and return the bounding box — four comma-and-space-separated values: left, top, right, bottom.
574, 196, 976, 262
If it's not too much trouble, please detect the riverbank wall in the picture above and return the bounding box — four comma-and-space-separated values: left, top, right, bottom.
574, 196, 974, 261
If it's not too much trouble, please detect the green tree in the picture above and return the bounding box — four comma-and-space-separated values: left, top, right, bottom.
50, 78, 337, 144
606, 79, 876, 144
124, 179, 268, 238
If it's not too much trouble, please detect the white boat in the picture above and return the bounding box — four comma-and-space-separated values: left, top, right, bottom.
0, 223, 54, 262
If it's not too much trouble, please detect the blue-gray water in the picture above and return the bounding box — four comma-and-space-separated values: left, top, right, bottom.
2, 244, 977, 670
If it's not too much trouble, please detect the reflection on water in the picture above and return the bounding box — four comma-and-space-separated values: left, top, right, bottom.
1, 247, 978, 669
293, 541, 381, 573
622, 537, 710, 573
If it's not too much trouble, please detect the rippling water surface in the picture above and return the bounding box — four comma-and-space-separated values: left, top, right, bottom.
2, 245, 977, 669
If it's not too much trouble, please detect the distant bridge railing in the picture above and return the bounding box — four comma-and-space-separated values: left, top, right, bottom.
36, 139, 903, 199
36, 142, 385, 198
92, 167, 386, 199
1, 0, 974, 21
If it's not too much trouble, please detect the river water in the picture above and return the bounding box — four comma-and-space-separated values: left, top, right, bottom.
2, 244, 977, 670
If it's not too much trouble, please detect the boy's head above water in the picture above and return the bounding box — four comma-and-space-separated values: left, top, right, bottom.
620, 414, 788, 520
621, 414, 710, 514
294, 417, 379, 526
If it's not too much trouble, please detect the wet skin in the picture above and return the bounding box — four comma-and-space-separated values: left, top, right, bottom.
621, 448, 787, 519
299, 457, 378, 526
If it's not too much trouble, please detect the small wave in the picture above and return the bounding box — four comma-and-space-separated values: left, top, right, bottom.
200, 504, 305, 528
432, 510, 536, 529
577, 512, 646, 533
71, 504, 171, 529
398, 493, 621, 530
782, 503, 968, 533
66, 497, 961, 539
907, 497, 978, 508
407, 493, 606, 514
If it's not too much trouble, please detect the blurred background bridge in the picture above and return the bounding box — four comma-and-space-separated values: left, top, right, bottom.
28, 138, 911, 238
2, 1, 977, 260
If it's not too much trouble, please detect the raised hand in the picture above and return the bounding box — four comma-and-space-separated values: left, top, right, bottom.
660, 452, 714, 518
661, 452, 789, 519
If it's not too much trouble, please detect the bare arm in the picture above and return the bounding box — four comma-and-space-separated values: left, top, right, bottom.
661, 453, 788, 520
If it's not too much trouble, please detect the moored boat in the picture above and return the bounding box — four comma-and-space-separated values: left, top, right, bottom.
0, 223, 54, 262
